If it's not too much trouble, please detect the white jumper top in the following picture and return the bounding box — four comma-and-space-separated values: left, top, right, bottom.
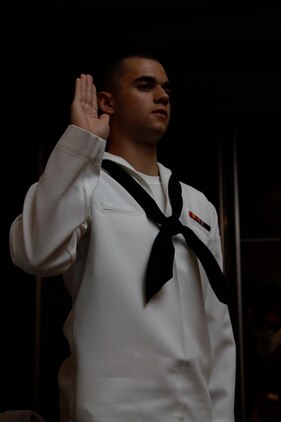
10, 125, 236, 422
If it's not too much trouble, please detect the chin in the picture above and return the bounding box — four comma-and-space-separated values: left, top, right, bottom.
155, 125, 168, 137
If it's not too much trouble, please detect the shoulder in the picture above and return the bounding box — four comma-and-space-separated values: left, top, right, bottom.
180, 180, 209, 205
158, 162, 218, 225
180, 179, 217, 215
180, 181, 220, 241
158, 161, 216, 210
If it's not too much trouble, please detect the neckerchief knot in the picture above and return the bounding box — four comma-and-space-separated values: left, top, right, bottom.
102, 159, 229, 305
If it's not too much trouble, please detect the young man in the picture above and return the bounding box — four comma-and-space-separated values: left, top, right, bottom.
10, 54, 236, 421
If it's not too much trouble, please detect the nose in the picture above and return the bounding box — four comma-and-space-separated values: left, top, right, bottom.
154, 86, 170, 105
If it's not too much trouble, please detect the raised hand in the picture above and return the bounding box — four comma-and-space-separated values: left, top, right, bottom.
70, 74, 110, 140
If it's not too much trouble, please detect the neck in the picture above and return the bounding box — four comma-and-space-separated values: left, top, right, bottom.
107, 138, 159, 176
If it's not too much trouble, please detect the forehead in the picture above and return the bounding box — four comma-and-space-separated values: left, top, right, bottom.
121, 57, 169, 83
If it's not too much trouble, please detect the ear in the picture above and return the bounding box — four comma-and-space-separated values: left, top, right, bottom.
97, 91, 115, 115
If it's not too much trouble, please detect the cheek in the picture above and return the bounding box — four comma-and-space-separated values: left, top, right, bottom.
117, 100, 147, 120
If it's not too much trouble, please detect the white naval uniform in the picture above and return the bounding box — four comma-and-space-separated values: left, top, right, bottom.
10, 125, 236, 422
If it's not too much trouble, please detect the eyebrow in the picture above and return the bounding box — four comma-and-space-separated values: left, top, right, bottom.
133, 75, 171, 90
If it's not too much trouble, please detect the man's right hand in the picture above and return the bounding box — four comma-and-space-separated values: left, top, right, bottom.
70, 74, 110, 140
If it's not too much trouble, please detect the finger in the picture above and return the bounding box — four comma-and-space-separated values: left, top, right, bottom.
90, 82, 98, 113
85, 74, 94, 105
73, 77, 82, 102
80, 74, 89, 104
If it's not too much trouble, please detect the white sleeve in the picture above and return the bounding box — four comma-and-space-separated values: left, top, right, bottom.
9, 125, 106, 276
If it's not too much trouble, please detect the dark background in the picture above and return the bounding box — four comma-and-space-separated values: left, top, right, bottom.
1, 1, 281, 421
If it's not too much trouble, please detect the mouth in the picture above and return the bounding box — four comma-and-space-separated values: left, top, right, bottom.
152, 109, 168, 118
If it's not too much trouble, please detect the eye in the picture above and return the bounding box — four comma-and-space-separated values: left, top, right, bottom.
137, 82, 152, 91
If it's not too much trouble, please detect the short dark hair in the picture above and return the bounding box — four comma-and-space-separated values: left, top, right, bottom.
96, 52, 163, 94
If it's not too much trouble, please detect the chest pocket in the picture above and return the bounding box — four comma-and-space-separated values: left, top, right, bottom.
96, 173, 147, 218
99, 202, 142, 217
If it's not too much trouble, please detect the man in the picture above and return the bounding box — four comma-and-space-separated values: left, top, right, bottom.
10, 53, 236, 421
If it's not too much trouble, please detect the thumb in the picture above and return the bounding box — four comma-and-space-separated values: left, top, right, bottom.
99, 113, 110, 124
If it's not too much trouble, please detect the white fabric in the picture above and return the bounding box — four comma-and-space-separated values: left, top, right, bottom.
10, 125, 236, 422
134, 169, 166, 212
